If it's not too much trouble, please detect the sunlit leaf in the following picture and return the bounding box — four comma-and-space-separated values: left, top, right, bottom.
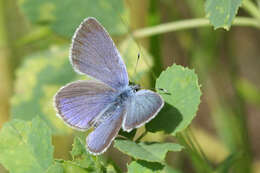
70, 136, 95, 169
147, 64, 201, 135
46, 162, 64, 173
11, 46, 78, 134
62, 161, 87, 173
128, 161, 181, 173
114, 139, 183, 162
20, 0, 129, 38
71, 136, 87, 158
128, 161, 159, 173
0, 117, 54, 173
205, 0, 242, 29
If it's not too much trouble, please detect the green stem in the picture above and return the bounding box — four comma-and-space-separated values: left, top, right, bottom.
135, 130, 148, 142
243, 0, 260, 20
133, 17, 260, 38
187, 127, 208, 164
177, 131, 213, 173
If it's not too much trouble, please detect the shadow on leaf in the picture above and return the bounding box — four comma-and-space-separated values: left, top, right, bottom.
146, 103, 183, 134
137, 160, 164, 171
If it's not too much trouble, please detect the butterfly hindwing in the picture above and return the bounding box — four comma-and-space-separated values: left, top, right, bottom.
87, 105, 126, 154
123, 90, 164, 132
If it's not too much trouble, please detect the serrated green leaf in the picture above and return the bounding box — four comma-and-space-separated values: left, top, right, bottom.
0, 117, 54, 173
71, 136, 87, 158
70, 136, 95, 169
20, 0, 129, 38
205, 0, 242, 29
147, 64, 201, 135
70, 136, 109, 172
146, 103, 183, 134
11, 46, 77, 134
114, 140, 183, 163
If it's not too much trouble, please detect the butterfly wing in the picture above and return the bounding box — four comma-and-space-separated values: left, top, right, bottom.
54, 80, 116, 131
86, 105, 126, 155
123, 90, 164, 132
70, 17, 129, 90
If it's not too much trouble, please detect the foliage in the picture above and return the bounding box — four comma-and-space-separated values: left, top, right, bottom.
114, 139, 183, 162
147, 64, 201, 135
20, 0, 128, 38
11, 46, 76, 135
0, 117, 53, 173
205, 0, 243, 29
0, 0, 259, 172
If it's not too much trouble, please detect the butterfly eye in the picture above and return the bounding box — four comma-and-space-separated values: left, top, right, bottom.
133, 84, 141, 92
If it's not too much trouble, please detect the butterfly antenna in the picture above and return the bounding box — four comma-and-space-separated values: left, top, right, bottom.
110, 3, 158, 81
134, 52, 140, 77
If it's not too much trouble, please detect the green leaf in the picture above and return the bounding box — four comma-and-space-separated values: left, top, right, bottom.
71, 135, 87, 158
127, 161, 181, 173
70, 136, 95, 169
62, 161, 87, 173
147, 64, 201, 135
128, 161, 160, 173
205, 0, 242, 29
11, 46, 78, 135
114, 139, 183, 162
0, 117, 54, 173
46, 162, 64, 173
20, 0, 129, 38
70, 136, 109, 172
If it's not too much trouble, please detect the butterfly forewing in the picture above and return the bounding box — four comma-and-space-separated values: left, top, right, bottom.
123, 90, 164, 132
54, 80, 116, 130
70, 17, 129, 90
87, 105, 126, 155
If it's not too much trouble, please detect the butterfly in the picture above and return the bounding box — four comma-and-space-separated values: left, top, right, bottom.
54, 17, 164, 155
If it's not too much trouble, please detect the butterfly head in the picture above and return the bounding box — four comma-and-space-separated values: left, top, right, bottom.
129, 81, 140, 92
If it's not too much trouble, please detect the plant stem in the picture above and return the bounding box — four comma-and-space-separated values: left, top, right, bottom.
135, 130, 147, 142
133, 17, 260, 38
187, 127, 209, 164
177, 131, 213, 173
243, 0, 260, 20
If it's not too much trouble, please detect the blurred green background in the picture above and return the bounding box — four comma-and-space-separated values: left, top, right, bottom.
0, 0, 260, 172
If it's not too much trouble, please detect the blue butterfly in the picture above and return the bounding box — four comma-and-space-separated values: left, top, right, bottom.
54, 17, 164, 155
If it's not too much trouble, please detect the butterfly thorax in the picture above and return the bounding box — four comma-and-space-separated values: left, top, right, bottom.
92, 85, 140, 128
116, 84, 140, 104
